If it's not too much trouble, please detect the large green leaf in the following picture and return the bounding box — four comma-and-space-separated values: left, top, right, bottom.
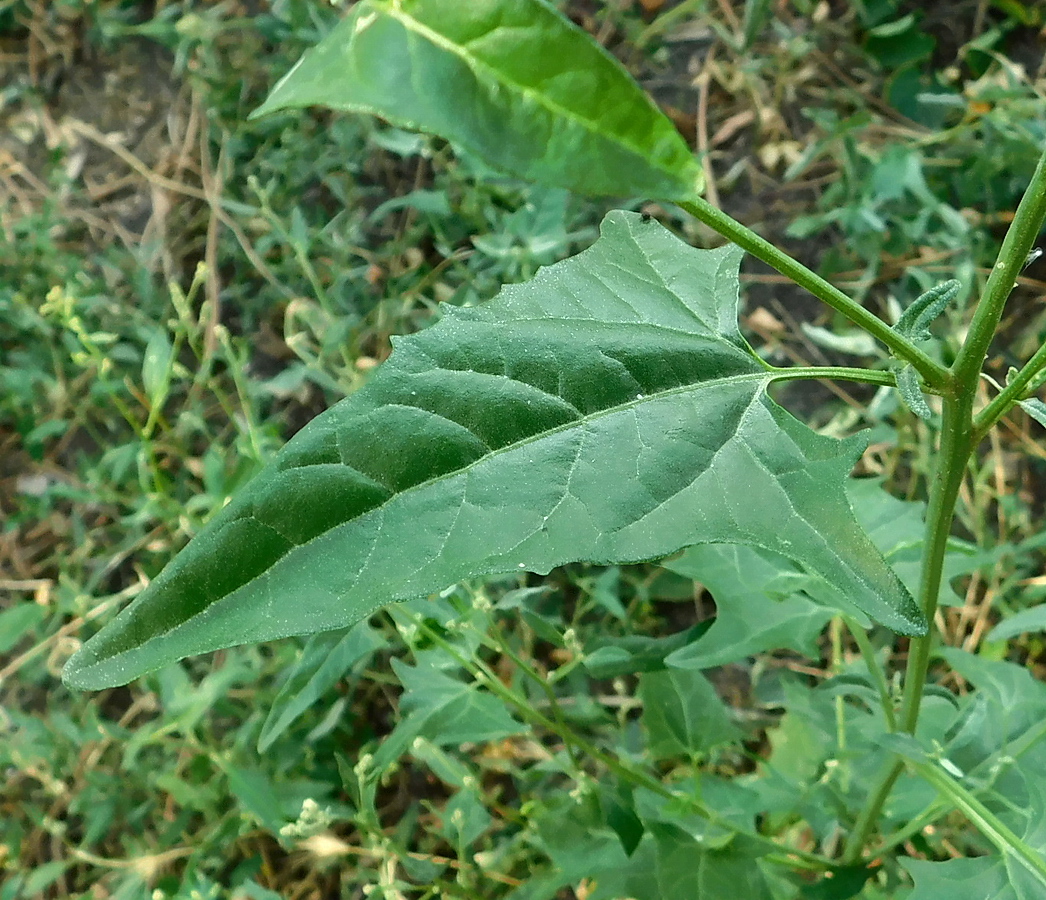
251, 0, 703, 200
63, 211, 922, 690
663, 479, 977, 671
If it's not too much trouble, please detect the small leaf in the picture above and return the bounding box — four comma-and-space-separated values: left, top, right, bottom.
614, 824, 772, 900
223, 764, 286, 833
0, 603, 45, 656
1018, 398, 1046, 429
640, 667, 741, 758
741, 0, 773, 49
903, 858, 1016, 900
441, 787, 492, 849
988, 604, 1046, 642
936, 647, 1046, 773
903, 857, 1018, 900
896, 363, 933, 419
258, 622, 384, 752
251, 0, 703, 201
601, 783, 645, 856
666, 479, 975, 670
141, 327, 174, 408
663, 544, 833, 670
63, 211, 923, 691
391, 656, 524, 745
800, 323, 878, 357
584, 623, 712, 679
893, 279, 960, 342
901, 764, 1046, 900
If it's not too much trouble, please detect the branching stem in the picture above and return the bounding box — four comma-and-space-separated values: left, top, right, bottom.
680, 197, 949, 389
843, 143, 1046, 863
768, 365, 916, 390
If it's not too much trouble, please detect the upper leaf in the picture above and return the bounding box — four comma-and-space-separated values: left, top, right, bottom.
63, 211, 923, 690
251, 0, 703, 201
904, 857, 1027, 900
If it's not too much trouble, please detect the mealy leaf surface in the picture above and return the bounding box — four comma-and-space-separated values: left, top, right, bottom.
63, 212, 922, 690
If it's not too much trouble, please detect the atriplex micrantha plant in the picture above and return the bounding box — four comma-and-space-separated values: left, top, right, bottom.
64, 2, 1046, 896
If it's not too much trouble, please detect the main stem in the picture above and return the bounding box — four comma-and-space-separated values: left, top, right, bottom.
898, 393, 973, 732
842, 393, 972, 861
843, 144, 1046, 862
678, 148, 1046, 864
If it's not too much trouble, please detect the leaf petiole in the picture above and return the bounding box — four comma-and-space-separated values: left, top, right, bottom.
842, 616, 897, 733
680, 197, 950, 390
768, 366, 904, 390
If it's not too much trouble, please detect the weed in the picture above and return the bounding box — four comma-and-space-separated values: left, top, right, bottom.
5, 2, 1046, 897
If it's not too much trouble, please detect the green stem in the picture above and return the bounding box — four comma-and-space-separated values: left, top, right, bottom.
842, 616, 896, 732
912, 758, 1046, 887
844, 759, 904, 864
875, 798, 950, 858
974, 338, 1046, 440
898, 395, 973, 733
953, 146, 1046, 392
842, 145, 1046, 864
412, 616, 704, 810
484, 625, 586, 772
680, 197, 948, 389
830, 620, 851, 795
408, 613, 831, 869
843, 393, 973, 863
216, 328, 267, 463
964, 147, 1046, 440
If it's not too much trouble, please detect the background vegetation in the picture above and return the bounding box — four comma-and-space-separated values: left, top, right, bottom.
2, 0, 1045, 896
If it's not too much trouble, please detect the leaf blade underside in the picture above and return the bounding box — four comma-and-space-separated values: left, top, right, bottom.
251, 0, 703, 201
63, 212, 922, 690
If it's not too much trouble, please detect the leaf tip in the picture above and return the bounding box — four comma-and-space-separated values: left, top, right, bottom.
249, 54, 309, 120
60, 650, 107, 692
61, 625, 151, 691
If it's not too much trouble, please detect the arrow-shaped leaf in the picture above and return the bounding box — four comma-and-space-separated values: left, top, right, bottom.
251, 0, 703, 201
63, 212, 923, 690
